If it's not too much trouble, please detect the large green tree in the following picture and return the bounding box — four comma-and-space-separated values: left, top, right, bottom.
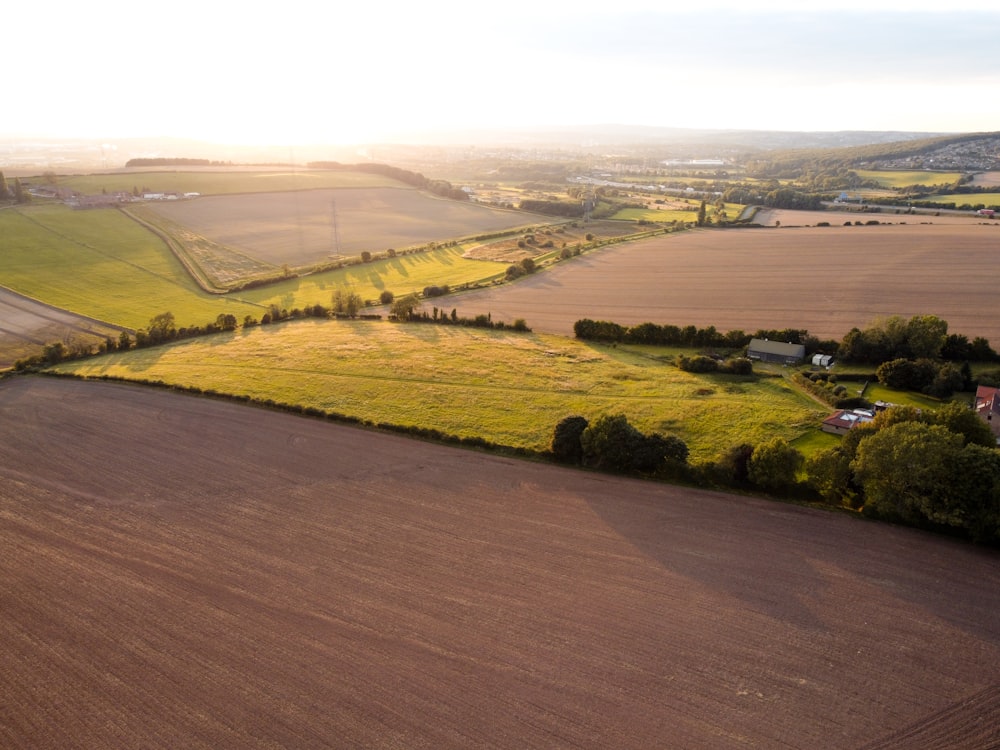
851, 421, 964, 527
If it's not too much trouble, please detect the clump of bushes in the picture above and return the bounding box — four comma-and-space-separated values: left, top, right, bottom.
550, 414, 688, 477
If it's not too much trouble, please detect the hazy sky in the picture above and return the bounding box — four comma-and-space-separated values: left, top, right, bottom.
7, 0, 999, 144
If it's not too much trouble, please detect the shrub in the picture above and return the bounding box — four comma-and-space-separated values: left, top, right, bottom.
551, 416, 589, 464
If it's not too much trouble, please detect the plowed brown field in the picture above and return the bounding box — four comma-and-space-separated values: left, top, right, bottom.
2, 377, 998, 749
447, 223, 1000, 342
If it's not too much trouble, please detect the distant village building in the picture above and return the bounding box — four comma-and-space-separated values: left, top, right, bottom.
746, 338, 805, 365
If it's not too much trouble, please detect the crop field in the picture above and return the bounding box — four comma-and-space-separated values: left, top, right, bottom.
0, 205, 261, 330
144, 188, 542, 266
52, 168, 401, 196
2, 376, 999, 749
918, 192, 1000, 207
51, 320, 824, 461
856, 169, 964, 188
439, 223, 1000, 344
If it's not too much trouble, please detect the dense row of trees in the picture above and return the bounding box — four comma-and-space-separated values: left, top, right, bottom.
573, 318, 822, 351
547, 403, 999, 545
388, 294, 529, 331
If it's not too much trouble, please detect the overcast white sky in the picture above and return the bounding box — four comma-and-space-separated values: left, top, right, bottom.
6, 0, 999, 144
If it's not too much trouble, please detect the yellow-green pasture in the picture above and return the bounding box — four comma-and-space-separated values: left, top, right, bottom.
0, 204, 260, 329
52, 319, 827, 462
39, 169, 400, 197
239, 244, 508, 310
913, 193, 1000, 207
856, 169, 963, 189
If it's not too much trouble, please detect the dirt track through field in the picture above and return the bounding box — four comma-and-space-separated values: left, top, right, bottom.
447, 223, 1000, 343
2, 377, 998, 749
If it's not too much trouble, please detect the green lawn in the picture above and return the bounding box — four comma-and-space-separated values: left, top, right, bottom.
861, 382, 973, 409
52, 320, 827, 462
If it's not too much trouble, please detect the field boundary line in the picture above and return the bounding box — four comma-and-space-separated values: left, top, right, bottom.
120, 207, 230, 294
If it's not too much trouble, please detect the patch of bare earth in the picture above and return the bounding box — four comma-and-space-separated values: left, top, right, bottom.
448, 223, 1000, 343
2, 377, 998, 749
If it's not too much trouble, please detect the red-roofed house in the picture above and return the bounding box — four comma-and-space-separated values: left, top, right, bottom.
821, 408, 875, 436
974, 385, 1000, 441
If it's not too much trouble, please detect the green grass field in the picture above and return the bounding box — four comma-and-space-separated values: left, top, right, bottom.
51, 319, 827, 462
0, 204, 260, 329
46, 170, 400, 196
856, 170, 964, 188
913, 193, 1000, 207
237, 244, 509, 310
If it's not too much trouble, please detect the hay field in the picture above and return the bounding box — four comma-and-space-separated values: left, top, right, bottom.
51, 320, 824, 460
146, 188, 540, 265
441, 223, 1000, 343
2, 377, 998, 749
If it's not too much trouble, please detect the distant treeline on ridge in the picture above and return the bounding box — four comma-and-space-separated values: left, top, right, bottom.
124, 158, 234, 167
307, 161, 468, 201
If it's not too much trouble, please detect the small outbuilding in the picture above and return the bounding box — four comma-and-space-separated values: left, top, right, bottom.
821, 408, 875, 436
811, 353, 833, 368
747, 338, 805, 365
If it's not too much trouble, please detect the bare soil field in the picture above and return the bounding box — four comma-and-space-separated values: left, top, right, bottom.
2, 376, 998, 749
145, 188, 540, 266
970, 171, 1000, 188
445, 223, 1000, 343
0, 287, 122, 368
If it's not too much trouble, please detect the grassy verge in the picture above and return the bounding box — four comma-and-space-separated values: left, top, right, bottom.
50, 319, 827, 462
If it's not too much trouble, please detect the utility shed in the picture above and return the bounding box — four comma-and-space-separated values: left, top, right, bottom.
747, 338, 805, 365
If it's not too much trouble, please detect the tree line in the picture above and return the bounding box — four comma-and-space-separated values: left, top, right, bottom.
306, 161, 468, 201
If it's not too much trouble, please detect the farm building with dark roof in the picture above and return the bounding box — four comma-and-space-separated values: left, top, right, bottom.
746, 338, 805, 365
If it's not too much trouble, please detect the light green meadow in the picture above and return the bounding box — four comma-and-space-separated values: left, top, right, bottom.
0, 204, 260, 329
856, 170, 963, 188
53, 319, 826, 461
236, 244, 508, 310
